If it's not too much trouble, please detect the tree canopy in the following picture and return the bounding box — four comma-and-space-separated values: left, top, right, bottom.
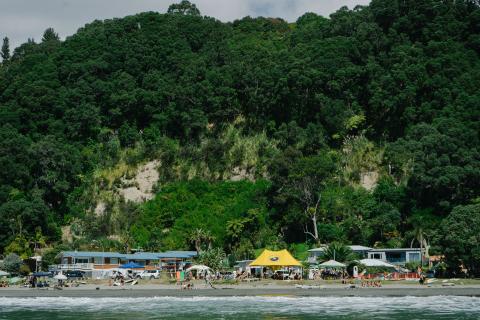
0, 0, 479, 275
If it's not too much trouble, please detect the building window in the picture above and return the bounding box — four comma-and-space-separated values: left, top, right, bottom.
76, 258, 89, 264
408, 252, 420, 262
371, 253, 382, 259
386, 252, 403, 262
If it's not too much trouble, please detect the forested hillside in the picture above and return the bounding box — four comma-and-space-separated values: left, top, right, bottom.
0, 0, 479, 275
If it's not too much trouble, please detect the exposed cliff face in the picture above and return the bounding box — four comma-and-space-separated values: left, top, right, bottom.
118, 160, 160, 203
91, 159, 160, 222
360, 171, 379, 191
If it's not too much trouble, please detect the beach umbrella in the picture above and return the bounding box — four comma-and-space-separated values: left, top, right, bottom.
319, 260, 346, 268
0, 270, 9, 277
185, 265, 211, 273
54, 273, 67, 280
119, 262, 144, 269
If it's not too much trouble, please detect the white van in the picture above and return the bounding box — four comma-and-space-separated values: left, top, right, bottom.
137, 270, 161, 280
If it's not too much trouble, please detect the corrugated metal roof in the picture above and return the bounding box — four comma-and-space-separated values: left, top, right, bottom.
123, 252, 161, 260
349, 245, 372, 251
60, 251, 124, 258
309, 245, 373, 252
59, 250, 197, 260
369, 248, 421, 252
158, 252, 192, 259
165, 251, 197, 257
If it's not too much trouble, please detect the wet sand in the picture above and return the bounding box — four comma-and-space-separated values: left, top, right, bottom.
1, 284, 479, 298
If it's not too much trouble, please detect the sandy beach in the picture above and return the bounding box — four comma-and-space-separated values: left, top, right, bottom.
1, 282, 479, 298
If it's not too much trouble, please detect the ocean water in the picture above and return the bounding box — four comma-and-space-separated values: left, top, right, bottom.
0, 296, 479, 319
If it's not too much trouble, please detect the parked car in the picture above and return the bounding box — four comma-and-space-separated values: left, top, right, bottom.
137, 270, 161, 280
65, 270, 86, 279
220, 271, 235, 280
272, 270, 289, 280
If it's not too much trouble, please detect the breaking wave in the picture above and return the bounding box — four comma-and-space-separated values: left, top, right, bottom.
1, 296, 479, 319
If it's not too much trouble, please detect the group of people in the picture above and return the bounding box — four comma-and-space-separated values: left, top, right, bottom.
109, 270, 140, 287
0, 280, 8, 287
110, 271, 127, 286
272, 270, 302, 280
321, 269, 346, 280
361, 280, 383, 287
309, 269, 350, 280
24, 276, 50, 288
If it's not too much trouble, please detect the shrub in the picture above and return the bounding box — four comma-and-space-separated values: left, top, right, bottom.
19, 264, 31, 276
198, 248, 227, 271
2, 253, 22, 274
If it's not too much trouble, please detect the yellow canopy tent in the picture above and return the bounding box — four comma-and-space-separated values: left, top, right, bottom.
249, 249, 302, 270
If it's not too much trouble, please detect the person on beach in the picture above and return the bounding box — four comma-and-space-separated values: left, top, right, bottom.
419, 274, 426, 285
204, 272, 209, 286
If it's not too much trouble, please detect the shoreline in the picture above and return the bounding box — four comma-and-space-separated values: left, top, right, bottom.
1, 285, 480, 298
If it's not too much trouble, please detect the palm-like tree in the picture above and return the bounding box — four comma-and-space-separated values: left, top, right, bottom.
189, 228, 207, 253
322, 242, 355, 263
226, 219, 245, 240
411, 227, 428, 266
203, 230, 215, 249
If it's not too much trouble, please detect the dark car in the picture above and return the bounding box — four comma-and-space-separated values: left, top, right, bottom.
272, 270, 289, 280
65, 270, 86, 279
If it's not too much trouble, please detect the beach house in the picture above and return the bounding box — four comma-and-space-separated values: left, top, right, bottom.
307, 245, 372, 263
50, 250, 197, 273
308, 245, 422, 266
367, 248, 421, 266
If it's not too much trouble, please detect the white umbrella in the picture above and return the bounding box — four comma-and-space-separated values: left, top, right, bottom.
359, 259, 397, 268
54, 273, 67, 280
319, 260, 346, 268
185, 265, 211, 273
0, 270, 9, 276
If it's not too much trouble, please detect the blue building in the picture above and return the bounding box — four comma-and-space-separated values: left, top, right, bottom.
51, 250, 197, 272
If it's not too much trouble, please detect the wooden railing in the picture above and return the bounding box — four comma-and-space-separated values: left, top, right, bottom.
49, 263, 94, 271
93, 264, 122, 270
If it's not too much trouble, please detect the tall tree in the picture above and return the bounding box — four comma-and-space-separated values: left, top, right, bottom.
441, 203, 480, 276
1, 37, 10, 61
42, 28, 59, 42
288, 153, 337, 243
167, 1, 201, 16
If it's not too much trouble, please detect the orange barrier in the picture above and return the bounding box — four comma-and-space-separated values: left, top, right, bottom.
362, 272, 419, 280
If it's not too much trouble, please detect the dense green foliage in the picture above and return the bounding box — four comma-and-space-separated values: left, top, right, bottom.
0, 0, 479, 275
198, 248, 227, 271
131, 180, 272, 254
441, 203, 480, 276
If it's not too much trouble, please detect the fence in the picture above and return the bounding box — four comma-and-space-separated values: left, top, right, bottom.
362, 272, 420, 280
48, 263, 94, 271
